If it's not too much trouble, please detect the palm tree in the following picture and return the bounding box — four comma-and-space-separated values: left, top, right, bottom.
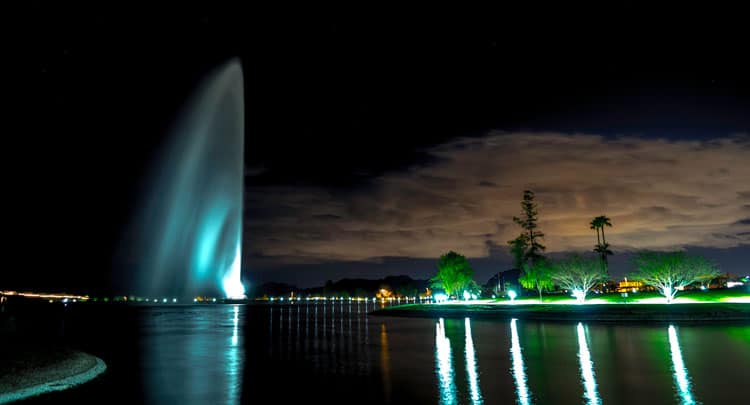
597, 215, 612, 246
590, 215, 613, 274
590, 218, 601, 247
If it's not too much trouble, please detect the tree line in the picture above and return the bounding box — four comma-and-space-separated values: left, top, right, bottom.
431, 190, 720, 303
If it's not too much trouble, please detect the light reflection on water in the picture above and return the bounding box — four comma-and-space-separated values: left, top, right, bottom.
71, 302, 748, 405
576, 322, 600, 405
669, 325, 697, 405
510, 318, 531, 405
464, 318, 483, 405
381, 324, 392, 402
227, 305, 242, 404
435, 318, 457, 405
144, 305, 245, 404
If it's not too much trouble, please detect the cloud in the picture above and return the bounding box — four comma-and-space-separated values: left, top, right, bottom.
245, 132, 750, 263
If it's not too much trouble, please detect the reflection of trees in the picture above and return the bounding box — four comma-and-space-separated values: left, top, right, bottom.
464, 318, 483, 405
668, 325, 696, 405
510, 319, 531, 405
576, 323, 600, 405
435, 318, 457, 405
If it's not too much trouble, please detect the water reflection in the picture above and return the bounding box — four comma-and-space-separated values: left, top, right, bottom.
231, 305, 238, 346
668, 325, 696, 405
576, 322, 600, 405
464, 318, 483, 405
144, 305, 245, 404
60, 303, 750, 404
510, 318, 531, 405
435, 318, 457, 405
227, 305, 243, 404
380, 323, 392, 402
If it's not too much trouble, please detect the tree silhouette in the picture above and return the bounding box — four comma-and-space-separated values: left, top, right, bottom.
590, 215, 613, 273
508, 190, 545, 267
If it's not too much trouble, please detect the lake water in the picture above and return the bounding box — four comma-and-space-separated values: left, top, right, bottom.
28, 302, 750, 404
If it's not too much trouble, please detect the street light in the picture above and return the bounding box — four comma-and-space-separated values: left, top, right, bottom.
508, 290, 517, 301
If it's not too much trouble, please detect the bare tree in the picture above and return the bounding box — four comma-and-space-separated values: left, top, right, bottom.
631, 251, 719, 303
552, 254, 608, 303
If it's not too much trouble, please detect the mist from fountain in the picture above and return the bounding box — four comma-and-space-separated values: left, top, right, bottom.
131, 59, 246, 299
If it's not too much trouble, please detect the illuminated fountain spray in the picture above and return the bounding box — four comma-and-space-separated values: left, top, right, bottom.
133, 59, 246, 299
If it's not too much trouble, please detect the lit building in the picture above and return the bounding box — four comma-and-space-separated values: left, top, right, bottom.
616, 279, 653, 293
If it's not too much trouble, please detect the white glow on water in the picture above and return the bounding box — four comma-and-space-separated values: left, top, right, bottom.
435, 318, 457, 405
510, 319, 531, 405
464, 318, 483, 404
226, 304, 243, 405
231, 305, 239, 346
668, 325, 696, 405
222, 246, 246, 299
576, 323, 601, 405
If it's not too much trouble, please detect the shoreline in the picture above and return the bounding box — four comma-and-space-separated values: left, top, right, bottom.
0, 349, 106, 404
370, 302, 750, 323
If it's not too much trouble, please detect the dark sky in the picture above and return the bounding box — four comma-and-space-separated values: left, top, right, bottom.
8, 3, 750, 293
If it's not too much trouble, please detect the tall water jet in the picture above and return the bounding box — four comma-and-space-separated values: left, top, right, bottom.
131, 59, 246, 299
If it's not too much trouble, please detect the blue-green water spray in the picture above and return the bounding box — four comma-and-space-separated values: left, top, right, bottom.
134, 59, 245, 298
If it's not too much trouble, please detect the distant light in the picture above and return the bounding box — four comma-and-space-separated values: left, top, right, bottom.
508, 290, 517, 301
700, 285, 707, 291
163, 298, 167, 303
471, 294, 477, 300
434, 293, 448, 303
172, 298, 177, 303
212, 298, 216, 302
727, 281, 744, 288
62, 298, 68, 303
463, 291, 471, 300
280, 297, 284, 301
193, 298, 198, 302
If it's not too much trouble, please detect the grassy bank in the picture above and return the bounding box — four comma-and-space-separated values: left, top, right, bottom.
372, 301, 750, 322
491, 287, 750, 305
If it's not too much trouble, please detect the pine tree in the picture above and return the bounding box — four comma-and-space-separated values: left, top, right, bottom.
508, 190, 546, 266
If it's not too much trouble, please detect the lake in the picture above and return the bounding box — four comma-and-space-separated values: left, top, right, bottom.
26, 302, 750, 404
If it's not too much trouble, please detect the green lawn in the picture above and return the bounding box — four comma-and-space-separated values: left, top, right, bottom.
493, 287, 750, 305
374, 288, 750, 322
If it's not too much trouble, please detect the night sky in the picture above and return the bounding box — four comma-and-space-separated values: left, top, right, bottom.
9, 4, 750, 293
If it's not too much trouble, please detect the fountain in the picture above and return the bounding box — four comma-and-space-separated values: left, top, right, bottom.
130, 59, 246, 299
